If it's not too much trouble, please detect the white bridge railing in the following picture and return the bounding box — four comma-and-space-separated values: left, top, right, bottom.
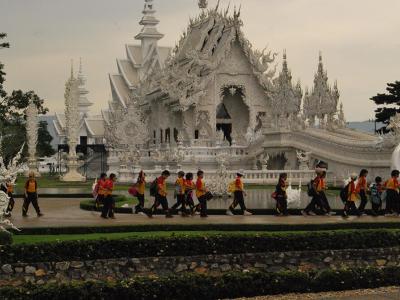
130, 169, 318, 185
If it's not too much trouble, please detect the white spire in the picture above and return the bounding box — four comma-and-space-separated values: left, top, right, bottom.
76, 58, 92, 117
135, 0, 164, 60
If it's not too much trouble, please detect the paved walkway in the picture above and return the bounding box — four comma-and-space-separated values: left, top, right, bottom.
7, 198, 400, 228
241, 287, 400, 300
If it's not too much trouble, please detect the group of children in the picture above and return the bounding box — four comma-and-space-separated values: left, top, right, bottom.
341, 169, 400, 217
123, 169, 252, 218
272, 167, 400, 217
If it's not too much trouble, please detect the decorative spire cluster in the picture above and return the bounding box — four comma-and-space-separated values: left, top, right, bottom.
303, 52, 341, 128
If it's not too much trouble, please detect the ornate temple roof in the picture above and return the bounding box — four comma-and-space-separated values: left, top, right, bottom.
144, 3, 277, 111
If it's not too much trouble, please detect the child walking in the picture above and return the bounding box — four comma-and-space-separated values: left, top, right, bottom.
384, 170, 399, 216
184, 173, 196, 215
170, 171, 188, 216
101, 173, 117, 219
342, 173, 361, 218
195, 170, 212, 218
22, 172, 43, 217
274, 173, 288, 216
148, 170, 173, 218
3, 178, 15, 217
370, 176, 383, 217
226, 172, 252, 216
357, 169, 369, 215
134, 171, 146, 215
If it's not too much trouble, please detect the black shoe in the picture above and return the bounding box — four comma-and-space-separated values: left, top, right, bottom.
100, 215, 108, 219
37, 213, 44, 217
200, 214, 208, 218
166, 214, 173, 218
22, 214, 28, 218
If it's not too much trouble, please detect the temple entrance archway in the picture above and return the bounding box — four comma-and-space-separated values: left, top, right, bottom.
218, 85, 249, 144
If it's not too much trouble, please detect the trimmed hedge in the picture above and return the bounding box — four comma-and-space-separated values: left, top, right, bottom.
3, 229, 400, 264
15, 222, 400, 236
0, 231, 12, 245
1, 267, 400, 300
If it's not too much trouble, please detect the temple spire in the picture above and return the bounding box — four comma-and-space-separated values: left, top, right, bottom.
70, 59, 74, 79
135, 0, 164, 60
76, 58, 93, 117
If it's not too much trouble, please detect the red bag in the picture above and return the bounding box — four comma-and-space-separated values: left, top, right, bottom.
271, 192, 277, 200
128, 186, 138, 197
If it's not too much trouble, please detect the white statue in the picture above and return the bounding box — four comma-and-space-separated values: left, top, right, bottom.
286, 179, 302, 209
260, 153, 269, 170
296, 150, 312, 170
207, 151, 231, 196
25, 102, 40, 177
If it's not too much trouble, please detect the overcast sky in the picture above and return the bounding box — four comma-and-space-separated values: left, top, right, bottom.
1, 0, 399, 121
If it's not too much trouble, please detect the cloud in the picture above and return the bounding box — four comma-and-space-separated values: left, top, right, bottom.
1, 0, 399, 121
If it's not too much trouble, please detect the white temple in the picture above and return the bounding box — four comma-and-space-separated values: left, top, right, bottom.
52, 0, 395, 183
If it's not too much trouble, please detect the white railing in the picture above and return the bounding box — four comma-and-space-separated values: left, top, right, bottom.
128, 169, 318, 185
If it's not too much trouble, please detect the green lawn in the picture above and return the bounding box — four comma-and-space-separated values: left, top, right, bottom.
13, 229, 396, 245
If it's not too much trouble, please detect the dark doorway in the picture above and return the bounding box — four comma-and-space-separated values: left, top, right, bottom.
216, 124, 232, 144
216, 103, 232, 144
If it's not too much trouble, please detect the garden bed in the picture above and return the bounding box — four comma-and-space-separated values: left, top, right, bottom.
0, 267, 399, 300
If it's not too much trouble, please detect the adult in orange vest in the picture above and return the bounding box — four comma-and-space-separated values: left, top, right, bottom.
22, 172, 43, 217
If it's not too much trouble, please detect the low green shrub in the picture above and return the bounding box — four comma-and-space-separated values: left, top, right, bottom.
1, 267, 400, 300
3, 229, 400, 264
0, 231, 12, 245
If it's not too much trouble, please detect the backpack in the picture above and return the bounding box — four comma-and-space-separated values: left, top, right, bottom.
149, 179, 158, 197
307, 180, 315, 197
227, 181, 236, 193
340, 183, 350, 203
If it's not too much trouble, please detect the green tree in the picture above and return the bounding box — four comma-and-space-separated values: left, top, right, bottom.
37, 121, 55, 157
371, 81, 400, 133
0, 32, 53, 163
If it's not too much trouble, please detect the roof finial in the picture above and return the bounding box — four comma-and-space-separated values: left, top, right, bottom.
319, 51, 323, 62
79, 57, 83, 75
283, 49, 287, 60
70, 59, 74, 79
198, 0, 208, 10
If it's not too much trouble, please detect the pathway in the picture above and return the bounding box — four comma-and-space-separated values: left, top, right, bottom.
7, 198, 400, 228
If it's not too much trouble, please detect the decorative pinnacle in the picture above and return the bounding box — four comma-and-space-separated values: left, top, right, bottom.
319, 51, 323, 62
198, 0, 208, 9
283, 49, 287, 60
70, 59, 74, 79
79, 57, 83, 75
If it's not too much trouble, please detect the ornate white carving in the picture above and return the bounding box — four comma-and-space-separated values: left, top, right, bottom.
0, 143, 23, 233
296, 150, 312, 170
26, 102, 39, 176
207, 151, 230, 196
61, 74, 85, 182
